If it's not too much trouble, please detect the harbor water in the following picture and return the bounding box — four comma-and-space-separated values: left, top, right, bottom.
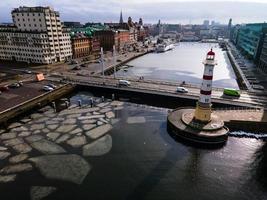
117, 42, 239, 89
0, 92, 266, 200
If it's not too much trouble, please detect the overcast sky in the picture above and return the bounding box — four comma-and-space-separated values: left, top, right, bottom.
1, 0, 267, 24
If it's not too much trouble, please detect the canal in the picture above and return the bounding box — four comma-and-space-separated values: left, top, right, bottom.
0, 92, 266, 200
117, 42, 239, 89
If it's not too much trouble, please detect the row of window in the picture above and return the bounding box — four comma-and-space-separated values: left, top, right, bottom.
16, 18, 42, 22
17, 23, 42, 27
15, 13, 41, 17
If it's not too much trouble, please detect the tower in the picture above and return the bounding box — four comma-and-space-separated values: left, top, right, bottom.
139, 18, 143, 26
194, 49, 217, 122
119, 10, 123, 24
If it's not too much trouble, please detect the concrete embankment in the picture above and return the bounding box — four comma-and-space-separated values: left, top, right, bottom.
103, 50, 153, 76
227, 50, 250, 90
0, 84, 75, 126
214, 109, 267, 133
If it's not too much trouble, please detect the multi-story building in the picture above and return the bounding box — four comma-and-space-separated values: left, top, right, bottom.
90, 38, 100, 55
94, 29, 130, 52
71, 34, 90, 58
230, 25, 241, 45
0, 6, 72, 64
258, 33, 267, 73
236, 23, 267, 61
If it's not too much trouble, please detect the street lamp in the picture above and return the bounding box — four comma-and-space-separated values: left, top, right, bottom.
113, 45, 116, 79
101, 47, 104, 82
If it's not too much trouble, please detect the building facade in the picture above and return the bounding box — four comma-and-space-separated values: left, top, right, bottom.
236, 23, 267, 61
0, 6, 72, 64
258, 33, 267, 73
71, 35, 90, 58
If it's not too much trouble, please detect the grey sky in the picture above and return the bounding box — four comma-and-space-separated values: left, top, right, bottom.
1, 0, 267, 24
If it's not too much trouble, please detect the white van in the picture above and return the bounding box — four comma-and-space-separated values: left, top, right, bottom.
118, 80, 131, 86
176, 86, 188, 93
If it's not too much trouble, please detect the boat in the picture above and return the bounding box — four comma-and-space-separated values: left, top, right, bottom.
156, 41, 175, 53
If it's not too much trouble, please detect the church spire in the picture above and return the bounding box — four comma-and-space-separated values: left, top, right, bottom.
119, 10, 123, 24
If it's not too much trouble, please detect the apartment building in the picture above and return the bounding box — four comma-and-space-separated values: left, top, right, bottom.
0, 6, 72, 64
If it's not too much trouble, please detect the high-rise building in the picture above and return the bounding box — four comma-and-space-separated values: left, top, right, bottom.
227, 18, 232, 38
0, 6, 72, 64
119, 10, 123, 24
203, 20, 209, 27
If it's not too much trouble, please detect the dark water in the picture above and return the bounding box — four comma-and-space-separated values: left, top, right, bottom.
2, 92, 267, 200
50, 95, 266, 200
117, 42, 239, 89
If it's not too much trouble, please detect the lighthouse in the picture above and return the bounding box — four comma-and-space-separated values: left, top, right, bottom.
194, 49, 217, 122
167, 49, 228, 145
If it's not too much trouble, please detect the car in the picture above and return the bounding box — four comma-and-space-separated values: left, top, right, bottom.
72, 65, 81, 70
223, 88, 240, 97
47, 83, 57, 89
43, 85, 54, 92
118, 80, 131, 86
0, 85, 9, 92
24, 70, 32, 74
9, 83, 21, 88
70, 60, 79, 64
80, 64, 87, 68
176, 87, 188, 93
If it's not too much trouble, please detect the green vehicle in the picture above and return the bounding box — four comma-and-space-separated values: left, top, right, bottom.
223, 88, 241, 97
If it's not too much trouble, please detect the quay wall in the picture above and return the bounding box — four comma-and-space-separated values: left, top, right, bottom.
227, 50, 249, 90
225, 121, 267, 133
103, 50, 153, 76
0, 84, 75, 126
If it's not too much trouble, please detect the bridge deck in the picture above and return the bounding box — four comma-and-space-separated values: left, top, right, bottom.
50, 74, 267, 109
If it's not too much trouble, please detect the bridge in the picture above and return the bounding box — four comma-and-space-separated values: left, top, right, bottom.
49, 73, 267, 109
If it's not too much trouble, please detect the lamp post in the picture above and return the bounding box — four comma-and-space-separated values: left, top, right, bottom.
113, 45, 116, 79
101, 47, 104, 82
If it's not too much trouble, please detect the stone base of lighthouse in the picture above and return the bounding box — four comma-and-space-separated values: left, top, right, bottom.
167, 108, 228, 146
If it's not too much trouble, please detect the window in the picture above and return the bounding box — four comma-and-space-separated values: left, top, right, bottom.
205, 99, 209, 103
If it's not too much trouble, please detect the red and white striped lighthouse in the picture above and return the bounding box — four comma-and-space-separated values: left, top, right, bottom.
194, 49, 217, 122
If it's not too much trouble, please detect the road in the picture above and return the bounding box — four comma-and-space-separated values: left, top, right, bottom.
49, 73, 267, 108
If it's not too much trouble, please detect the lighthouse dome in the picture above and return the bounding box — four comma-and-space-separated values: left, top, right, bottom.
207, 49, 215, 56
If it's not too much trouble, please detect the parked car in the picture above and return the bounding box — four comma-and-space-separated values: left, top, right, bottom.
47, 83, 57, 89
80, 64, 87, 68
72, 65, 81, 70
118, 80, 131, 86
0, 85, 9, 92
176, 87, 188, 93
70, 60, 79, 64
9, 83, 21, 88
43, 85, 54, 92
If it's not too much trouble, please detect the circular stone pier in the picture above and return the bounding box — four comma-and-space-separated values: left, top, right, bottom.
167, 108, 229, 145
